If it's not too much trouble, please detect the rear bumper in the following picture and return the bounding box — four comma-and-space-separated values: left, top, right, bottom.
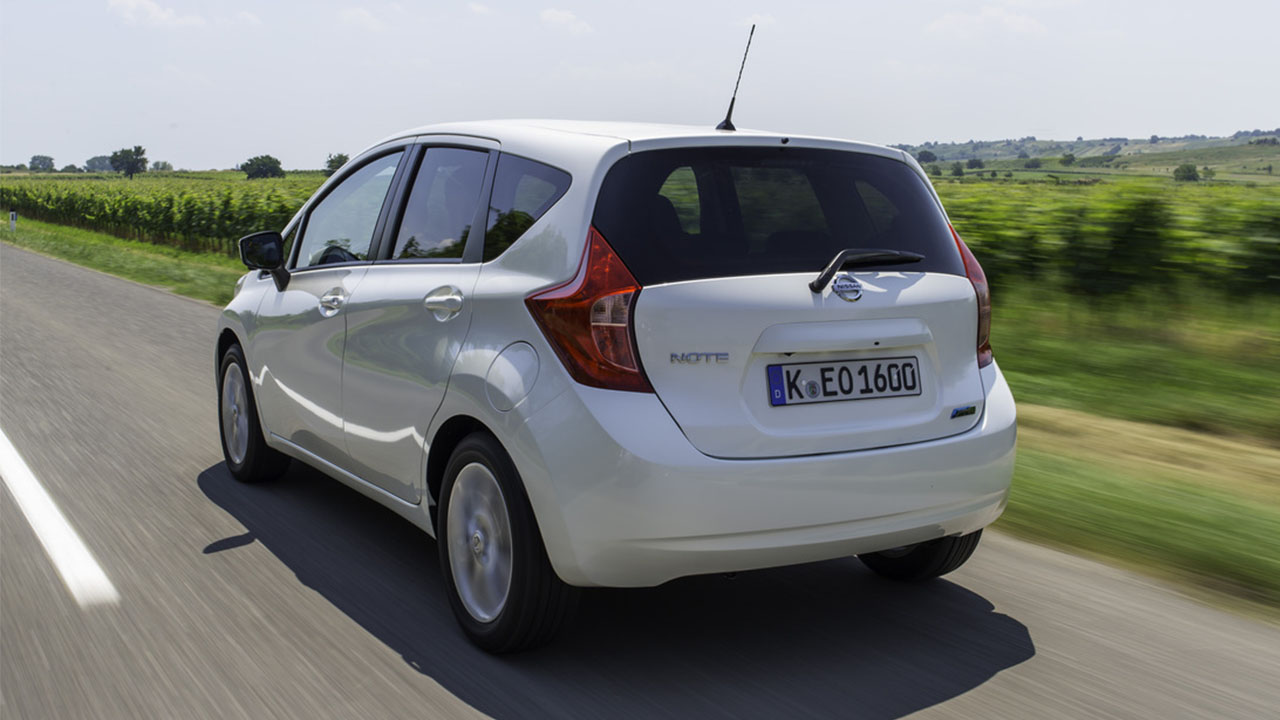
514, 361, 1016, 587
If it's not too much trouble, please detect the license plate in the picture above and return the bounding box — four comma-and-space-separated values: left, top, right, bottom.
767, 356, 922, 406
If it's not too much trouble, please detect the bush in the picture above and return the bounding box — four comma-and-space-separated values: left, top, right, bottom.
324, 153, 349, 177
242, 155, 285, 180
1025, 158, 1042, 169
1173, 163, 1200, 182
950, 162, 965, 177
967, 158, 985, 169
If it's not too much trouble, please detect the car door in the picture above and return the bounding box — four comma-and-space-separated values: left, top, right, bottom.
251, 147, 408, 465
339, 141, 496, 502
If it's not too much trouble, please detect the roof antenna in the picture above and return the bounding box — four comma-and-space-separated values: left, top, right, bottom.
716, 24, 755, 132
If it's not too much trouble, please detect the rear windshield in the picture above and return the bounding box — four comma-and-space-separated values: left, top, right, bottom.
592, 147, 963, 285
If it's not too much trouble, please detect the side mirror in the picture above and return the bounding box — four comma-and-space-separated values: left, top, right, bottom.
239, 231, 290, 291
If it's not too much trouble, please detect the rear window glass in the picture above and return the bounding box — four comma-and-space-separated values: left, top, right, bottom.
592, 147, 962, 285
483, 154, 572, 261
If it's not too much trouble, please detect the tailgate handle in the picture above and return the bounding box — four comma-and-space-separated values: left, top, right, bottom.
753, 319, 932, 354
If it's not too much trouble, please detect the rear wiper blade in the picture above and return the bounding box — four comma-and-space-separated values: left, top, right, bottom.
808, 248, 925, 293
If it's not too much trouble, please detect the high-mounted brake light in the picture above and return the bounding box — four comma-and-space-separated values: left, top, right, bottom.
526, 227, 653, 393
951, 225, 993, 368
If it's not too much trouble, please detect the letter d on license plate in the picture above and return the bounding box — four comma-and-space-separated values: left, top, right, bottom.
767, 356, 922, 406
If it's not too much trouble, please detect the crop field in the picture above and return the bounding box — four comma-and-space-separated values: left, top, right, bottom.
0, 171, 326, 254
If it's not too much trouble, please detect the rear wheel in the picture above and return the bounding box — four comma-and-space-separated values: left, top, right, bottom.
858, 530, 983, 581
437, 432, 578, 653
218, 344, 290, 483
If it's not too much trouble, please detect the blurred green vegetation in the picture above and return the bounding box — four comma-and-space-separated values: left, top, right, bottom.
0, 171, 325, 255
939, 178, 1280, 443
1000, 402, 1280, 613
1004, 435, 1280, 611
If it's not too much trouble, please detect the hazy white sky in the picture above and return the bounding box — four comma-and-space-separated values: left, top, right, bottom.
2, 0, 1276, 169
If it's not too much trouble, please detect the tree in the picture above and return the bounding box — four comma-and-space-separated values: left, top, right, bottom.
991, 170, 998, 178
966, 158, 985, 169
1200, 166, 1215, 181
1149, 134, 1160, 144
29, 155, 55, 172
1060, 153, 1076, 166
110, 146, 148, 179
242, 155, 285, 179
1017, 150, 1030, 159
927, 164, 941, 177
1024, 158, 1042, 169
949, 162, 965, 177
85, 155, 112, 172
324, 153, 349, 177
916, 150, 937, 163
1172, 163, 1199, 182
60, 164, 83, 173
151, 160, 173, 171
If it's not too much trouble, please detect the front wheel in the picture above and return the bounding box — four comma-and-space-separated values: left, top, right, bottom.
437, 433, 578, 653
218, 344, 290, 483
858, 530, 983, 581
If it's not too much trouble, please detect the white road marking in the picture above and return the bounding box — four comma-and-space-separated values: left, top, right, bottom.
0, 426, 120, 607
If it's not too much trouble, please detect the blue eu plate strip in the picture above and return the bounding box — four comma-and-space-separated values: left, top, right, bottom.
767, 365, 787, 406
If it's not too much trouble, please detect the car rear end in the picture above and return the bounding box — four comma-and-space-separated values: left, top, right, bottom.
495, 130, 1016, 587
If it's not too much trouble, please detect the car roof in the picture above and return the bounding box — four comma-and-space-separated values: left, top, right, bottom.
368, 119, 905, 173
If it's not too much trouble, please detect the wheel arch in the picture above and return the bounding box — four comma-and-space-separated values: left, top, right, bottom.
426, 414, 494, 529
216, 328, 241, 374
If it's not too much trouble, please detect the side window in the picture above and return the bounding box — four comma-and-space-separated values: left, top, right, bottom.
295, 151, 403, 269
658, 166, 700, 234
391, 148, 489, 260
483, 154, 572, 261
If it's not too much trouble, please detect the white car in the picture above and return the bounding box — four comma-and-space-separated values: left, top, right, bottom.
216, 120, 1016, 652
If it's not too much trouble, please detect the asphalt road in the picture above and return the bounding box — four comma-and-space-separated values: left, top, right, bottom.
2, 241, 1279, 720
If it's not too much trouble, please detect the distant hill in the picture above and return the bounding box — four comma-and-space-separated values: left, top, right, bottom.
896, 128, 1279, 164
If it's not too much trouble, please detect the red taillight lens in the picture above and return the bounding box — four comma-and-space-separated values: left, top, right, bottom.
526, 227, 653, 393
951, 225, 993, 368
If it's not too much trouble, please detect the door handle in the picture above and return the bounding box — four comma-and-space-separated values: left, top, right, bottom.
423, 286, 464, 321
319, 288, 347, 317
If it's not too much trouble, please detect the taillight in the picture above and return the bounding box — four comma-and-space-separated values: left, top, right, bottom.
526, 227, 653, 393
951, 225, 993, 368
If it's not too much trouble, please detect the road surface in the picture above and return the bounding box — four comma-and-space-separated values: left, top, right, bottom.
2, 242, 1278, 719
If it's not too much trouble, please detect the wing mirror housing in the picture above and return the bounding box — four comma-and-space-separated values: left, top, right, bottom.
239, 231, 290, 291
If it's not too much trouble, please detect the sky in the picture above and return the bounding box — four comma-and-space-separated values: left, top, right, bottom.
2, 0, 1277, 170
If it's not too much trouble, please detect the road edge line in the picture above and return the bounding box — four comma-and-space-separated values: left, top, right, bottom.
0, 426, 120, 607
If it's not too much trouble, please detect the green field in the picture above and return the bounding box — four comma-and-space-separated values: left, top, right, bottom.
0, 171, 325, 254
4, 152, 1279, 614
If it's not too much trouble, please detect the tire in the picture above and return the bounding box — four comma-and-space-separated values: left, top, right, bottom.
437, 432, 578, 653
218, 344, 290, 483
858, 530, 983, 582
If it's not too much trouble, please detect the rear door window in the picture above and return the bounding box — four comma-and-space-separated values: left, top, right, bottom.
391, 147, 489, 260
482, 154, 572, 261
592, 147, 962, 285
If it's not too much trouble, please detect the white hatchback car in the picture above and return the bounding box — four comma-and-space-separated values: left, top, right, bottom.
216, 120, 1016, 652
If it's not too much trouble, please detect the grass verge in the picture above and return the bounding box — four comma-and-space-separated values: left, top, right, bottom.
994, 285, 1280, 444
1, 215, 245, 305
5, 216, 1278, 615
1002, 405, 1280, 617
